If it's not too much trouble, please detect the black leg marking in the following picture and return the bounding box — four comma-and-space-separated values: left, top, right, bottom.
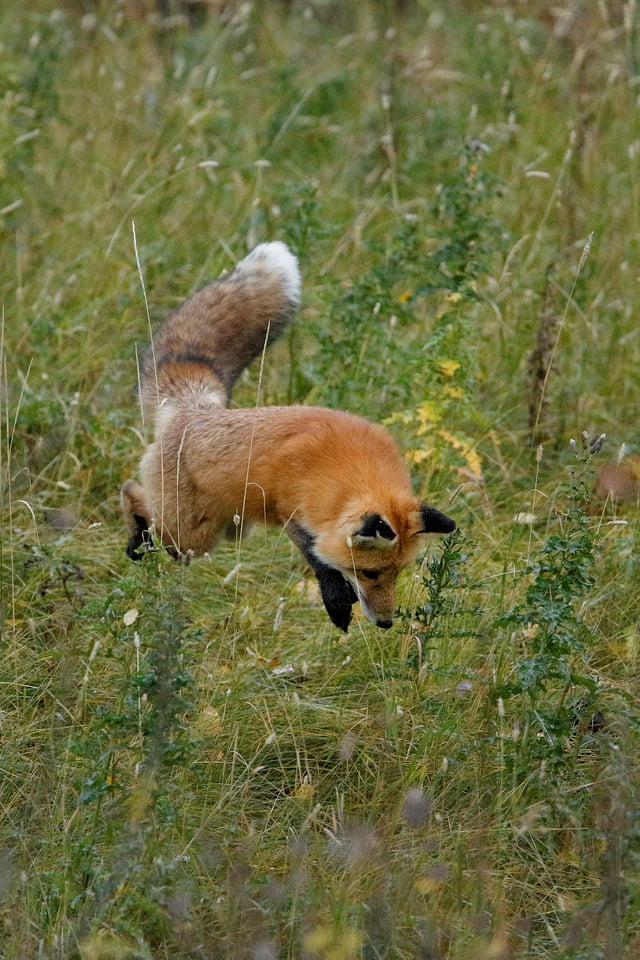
315, 564, 357, 632
286, 519, 358, 631
126, 514, 151, 561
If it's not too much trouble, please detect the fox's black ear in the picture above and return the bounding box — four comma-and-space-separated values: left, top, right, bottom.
419, 505, 456, 534
351, 512, 398, 548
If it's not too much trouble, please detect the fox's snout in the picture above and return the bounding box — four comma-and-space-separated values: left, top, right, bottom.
349, 573, 399, 630
376, 617, 393, 630
357, 592, 396, 629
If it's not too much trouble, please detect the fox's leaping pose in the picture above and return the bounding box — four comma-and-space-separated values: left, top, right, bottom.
121, 241, 456, 631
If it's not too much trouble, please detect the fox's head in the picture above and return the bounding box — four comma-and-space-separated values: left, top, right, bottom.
311, 502, 456, 631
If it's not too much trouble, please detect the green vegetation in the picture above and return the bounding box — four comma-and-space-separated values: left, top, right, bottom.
1, 2, 639, 957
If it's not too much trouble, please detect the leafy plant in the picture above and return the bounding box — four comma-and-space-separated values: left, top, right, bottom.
403, 529, 477, 676
317, 140, 505, 423
384, 142, 506, 490
494, 434, 606, 785
53, 552, 203, 948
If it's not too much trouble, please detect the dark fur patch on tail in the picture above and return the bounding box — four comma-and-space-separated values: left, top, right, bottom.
152, 352, 230, 390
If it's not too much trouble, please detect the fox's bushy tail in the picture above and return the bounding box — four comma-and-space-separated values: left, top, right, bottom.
139, 241, 301, 422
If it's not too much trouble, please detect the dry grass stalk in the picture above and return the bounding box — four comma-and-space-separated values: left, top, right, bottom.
527, 279, 560, 445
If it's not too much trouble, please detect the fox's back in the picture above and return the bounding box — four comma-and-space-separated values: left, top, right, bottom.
147, 400, 416, 543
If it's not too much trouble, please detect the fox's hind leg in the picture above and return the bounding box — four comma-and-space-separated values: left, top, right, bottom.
121, 479, 153, 560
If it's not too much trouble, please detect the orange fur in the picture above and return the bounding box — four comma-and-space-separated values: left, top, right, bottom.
121, 242, 456, 630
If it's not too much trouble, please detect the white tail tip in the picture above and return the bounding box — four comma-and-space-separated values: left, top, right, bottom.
239, 241, 301, 303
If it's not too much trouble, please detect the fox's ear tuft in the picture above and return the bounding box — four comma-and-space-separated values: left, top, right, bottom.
351, 512, 398, 547
419, 505, 457, 534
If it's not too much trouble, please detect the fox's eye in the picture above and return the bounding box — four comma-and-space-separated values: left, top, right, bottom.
361, 569, 380, 580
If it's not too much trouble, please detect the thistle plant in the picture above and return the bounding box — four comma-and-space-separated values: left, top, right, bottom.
403, 528, 475, 675
67, 550, 200, 947
495, 432, 606, 776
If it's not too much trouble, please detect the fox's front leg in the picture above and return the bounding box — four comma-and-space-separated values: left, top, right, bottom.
313, 563, 358, 632
286, 520, 357, 631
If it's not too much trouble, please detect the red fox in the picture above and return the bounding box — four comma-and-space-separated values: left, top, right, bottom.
121, 241, 456, 631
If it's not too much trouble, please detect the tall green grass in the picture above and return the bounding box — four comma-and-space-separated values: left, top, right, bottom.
1, 2, 639, 958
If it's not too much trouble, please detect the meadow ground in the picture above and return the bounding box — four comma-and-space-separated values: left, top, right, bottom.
1, 1, 639, 957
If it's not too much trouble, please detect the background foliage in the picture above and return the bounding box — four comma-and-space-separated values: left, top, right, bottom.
1, 1, 639, 958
